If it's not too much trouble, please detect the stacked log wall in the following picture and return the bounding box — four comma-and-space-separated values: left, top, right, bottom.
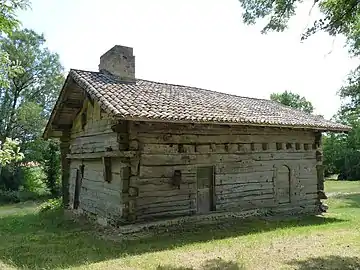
67, 100, 129, 224
132, 122, 320, 221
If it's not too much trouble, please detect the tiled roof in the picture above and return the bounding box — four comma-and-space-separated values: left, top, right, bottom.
70, 69, 350, 132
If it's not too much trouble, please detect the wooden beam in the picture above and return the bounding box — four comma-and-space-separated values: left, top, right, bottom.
67, 150, 137, 160
60, 101, 83, 109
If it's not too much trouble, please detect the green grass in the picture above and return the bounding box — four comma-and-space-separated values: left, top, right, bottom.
325, 179, 360, 194
0, 182, 359, 270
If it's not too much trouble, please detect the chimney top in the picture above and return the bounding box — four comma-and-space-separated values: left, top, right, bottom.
99, 45, 135, 82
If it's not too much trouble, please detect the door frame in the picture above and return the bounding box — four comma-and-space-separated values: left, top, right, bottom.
273, 164, 293, 204
196, 165, 216, 213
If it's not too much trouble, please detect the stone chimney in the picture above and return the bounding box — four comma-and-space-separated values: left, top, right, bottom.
99, 45, 135, 82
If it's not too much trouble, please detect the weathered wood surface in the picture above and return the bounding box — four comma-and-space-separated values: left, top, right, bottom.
130, 121, 320, 223
66, 119, 321, 224
215, 171, 273, 184
70, 132, 119, 154
133, 122, 316, 136
140, 152, 315, 166
60, 134, 71, 208
67, 150, 136, 159
69, 100, 128, 155
68, 157, 125, 222
139, 134, 315, 145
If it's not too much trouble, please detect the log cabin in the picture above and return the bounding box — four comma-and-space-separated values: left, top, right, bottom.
43, 45, 350, 226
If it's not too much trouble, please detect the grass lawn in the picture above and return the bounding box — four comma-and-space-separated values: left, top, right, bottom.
0, 181, 359, 270
325, 179, 360, 194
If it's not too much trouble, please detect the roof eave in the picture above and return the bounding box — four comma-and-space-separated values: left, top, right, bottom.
111, 114, 351, 133
43, 72, 73, 140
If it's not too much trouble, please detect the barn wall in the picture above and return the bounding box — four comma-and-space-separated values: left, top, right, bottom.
130, 122, 321, 221
68, 158, 124, 222
67, 99, 129, 225
70, 100, 128, 154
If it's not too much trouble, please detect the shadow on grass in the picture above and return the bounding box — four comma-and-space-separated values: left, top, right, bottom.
334, 193, 360, 209
287, 255, 360, 270
157, 258, 246, 270
0, 208, 345, 270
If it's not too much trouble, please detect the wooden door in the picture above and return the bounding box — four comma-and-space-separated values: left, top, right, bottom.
197, 166, 214, 214
277, 165, 291, 204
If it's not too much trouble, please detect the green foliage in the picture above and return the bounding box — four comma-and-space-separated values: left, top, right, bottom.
0, 189, 49, 204
0, 164, 23, 190
270, 90, 314, 113
38, 198, 62, 213
43, 140, 61, 197
0, 181, 359, 270
239, 1, 360, 179
0, 0, 30, 36
0, 1, 29, 90
22, 166, 47, 193
0, 29, 64, 197
238, 0, 360, 55
239, 0, 299, 33
338, 67, 360, 116
323, 118, 360, 180
0, 137, 23, 166
0, 189, 20, 203
0, 29, 64, 144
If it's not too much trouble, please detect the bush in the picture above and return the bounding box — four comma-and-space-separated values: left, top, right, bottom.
0, 189, 51, 204
0, 165, 24, 191
43, 140, 61, 197
0, 190, 21, 203
38, 198, 62, 212
22, 166, 49, 195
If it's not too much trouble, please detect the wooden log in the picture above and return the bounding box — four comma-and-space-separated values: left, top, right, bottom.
138, 188, 195, 199
215, 162, 274, 174
136, 202, 193, 215
70, 132, 119, 153
215, 182, 274, 193
81, 177, 121, 192
217, 193, 274, 201
136, 194, 191, 206
67, 151, 136, 159
216, 198, 276, 210
138, 182, 190, 192
60, 135, 71, 208
80, 183, 121, 197
134, 122, 314, 136
216, 171, 274, 185
140, 152, 315, 166
138, 133, 315, 145
136, 199, 194, 210
137, 209, 193, 220
139, 165, 195, 178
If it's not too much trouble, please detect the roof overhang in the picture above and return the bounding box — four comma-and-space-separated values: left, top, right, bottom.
43, 73, 86, 140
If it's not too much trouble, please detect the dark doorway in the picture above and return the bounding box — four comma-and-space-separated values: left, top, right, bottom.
196, 166, 215, 213
277, 165, 291, 204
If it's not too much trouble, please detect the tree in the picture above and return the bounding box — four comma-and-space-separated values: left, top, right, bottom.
323, 115, 360, 180
238, 0, 360, 54
0, 29, 64, 145
270, 90, 314, 113
43, 140, 61, 197
0, 138, 23, 167
0, 0, 30, 36
0, 0, 30, 92
239, 0, 360, 180
0, 29, 64, 190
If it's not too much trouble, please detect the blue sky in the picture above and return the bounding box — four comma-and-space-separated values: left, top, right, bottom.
18, 0, 358, 119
